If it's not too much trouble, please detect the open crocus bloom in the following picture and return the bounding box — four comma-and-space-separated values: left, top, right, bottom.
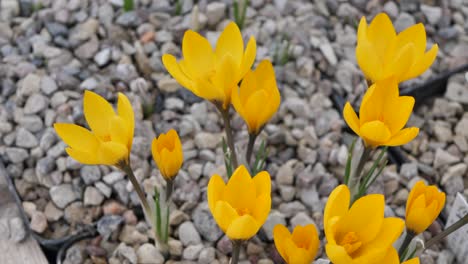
207, 165, 271, 240
324, 185, 405, 264
231, 59, 280, 135
151, 129, 183, 180
273, 224, 319, 264
406, 181, 446, 234
356, 12, 438, 83
54, 91, 134, 167
343, 78, 419, 148
162, 21, 256, 109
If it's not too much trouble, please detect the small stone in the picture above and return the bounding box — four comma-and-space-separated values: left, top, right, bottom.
183, 244, 203, 260
49, 184, 80, 209
290, 212, 316, 228
283, 98, 309, 117
94, 48, 111, 66
168, 239, 183, 256
9, 217, 26, 242
434, 149, 460, 168
178, 221, 201, 246
84, 186, 105, 206
137, 243, 164, 264
400, 163, 418, 179
279, 201, 306, 217
158, 78, 180, 93
319, 43, 337, 65
206, 2, 226, 26
164, 97, 184, 111
420, 4, 442, 25
80, 166, 101, 184
24, 94, 48, 114
194, 132, 220, 149
442, 163, 467, 186
30, 211, 48, 233
80, 77, 99, 90
383, 1, 399, 18
445, 81, 468, 104
75, 36, 99, 59
70, 19, 99, 42
5, 147, 28, 163
394, 12, 416, 32
113, 243, 137, 264
433, 122, 453, 142
198, 247, 216, 263
262, 211, 286, 240
394, 189, 409, 205
44, 202, 63, 221
95, 182, 112, 198
276, 160, 296, 185
193, 203, 223, 242
97, 215, 124, 239
16, 128, 38, 148
119, 225, 149, 244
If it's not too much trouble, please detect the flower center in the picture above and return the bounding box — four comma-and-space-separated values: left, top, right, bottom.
339, 232, 362, 255
236, 208, 250, 216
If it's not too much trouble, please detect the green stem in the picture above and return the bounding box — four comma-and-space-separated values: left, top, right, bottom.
231, 240, 242, 264
350, 146, 372, 204
220, 108, 238, 169
165, 179, 173, 202
246, 133, 257, 168
424, 213, 468, 250
121, 164, 151, 216
398, 231, 415, 262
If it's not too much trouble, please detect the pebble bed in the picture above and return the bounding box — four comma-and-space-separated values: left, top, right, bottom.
0, 0, 467, 263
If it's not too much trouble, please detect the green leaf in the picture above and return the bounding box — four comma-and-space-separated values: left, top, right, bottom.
222, 137, 233, 178
154, 187, 162, 239
123, 0, 134, 12
344, 138, 357, 185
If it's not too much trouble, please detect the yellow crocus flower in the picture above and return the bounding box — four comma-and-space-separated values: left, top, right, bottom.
231, 60, 280, 135
324, 185, 405, 264
151, 129, 183, 180
406, 181, 445, 234
343, 78, 419, 148
381, 248, 420, 264
356, 13, 438, 83
273, 224, 319, 264
207, 165, 271, 240
54, 91, 134, 167
162, 21, 256, 109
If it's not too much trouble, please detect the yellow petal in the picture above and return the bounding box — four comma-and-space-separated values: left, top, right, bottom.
406, 194, 432, 234
211, 53, 238, 108
213, 200, 239, 233
83, 90, 115, 139
240, 36, 257, 79
403, 44, 438, 82
97, 141, 128, 165
117, 93, 134, 150
383, 96, 415, 135
54, 123, 99, 152
207, 174, 226, 213
360, 79, 398, 126
226, 214, 259, 240
289, 247, 315, 264
253, 171, 271, 197
343, 102, 361, 136
385, 127, 419, 146
224, 165, 256, 213
109, 116, 129, 147
387, 43, 415, 81
251, 193, 271, 226
337, 194, 384, 244
244, 89, 269, 133
395, 23, 426, 57
65, 147, 99, 164
215, 22, 243, 68
182, 30, 214, 77
356, 40, 383, 82
406, 181, 427, 218
273, 224, 291, 262
292, 224, 319, 255
367, 13, 396, 59
325, 244, 354, 264
193, 76, 226, 103
378, 247, 399, 264
162, 54, 193, 89
360, 120, 392, 147
356, 16, 368, 45
324, 185, 350, 236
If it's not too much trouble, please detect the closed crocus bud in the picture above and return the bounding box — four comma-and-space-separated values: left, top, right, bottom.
273, 224, 319, 264
324, 185, 405, 264
356, 13, 438, 83
162, 21, 256, 109
151, 129, 183, 180
343, 78, 419, 148
207, 165, 271, 240
231, 60, 280, 135
406, 181, 445, 235
54, 91, 134, 167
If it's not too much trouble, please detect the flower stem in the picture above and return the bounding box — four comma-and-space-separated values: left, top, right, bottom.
121, 164, 151, 216
165, 179, 173, 202
350, 145, 372, 204
424, 213, 468, 250
231, 240, 242, 264
220, 108, 238, 169
398, 231, 415, 262
246, 133, 257, 168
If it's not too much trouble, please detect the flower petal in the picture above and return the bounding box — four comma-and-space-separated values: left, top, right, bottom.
383, 96, 415, 135
240, 36, 257, 79
251, 193, 271, 226
207, 174, 226, 213
97, 141, 128, 165
343, 102, 361, 136
385, 127, 419, 146
403, 44, 438, 82
360, 120, 392, 147
273, 224, 291, 262
65, 147, 99, 164
162, 54, 193, 89
253, 171, 271, 197
83, 90, 116, 139
182, 30, 214, 77
117, 93, 134, 150
324, 185, 350, 235
224, 165, 256, 214
367, 13, 396, 58
213, 200, 239, 233
215, 22, 243, 68
326, 244, 354, 264
54, 123, 99, 152
226, 214, 259, 240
